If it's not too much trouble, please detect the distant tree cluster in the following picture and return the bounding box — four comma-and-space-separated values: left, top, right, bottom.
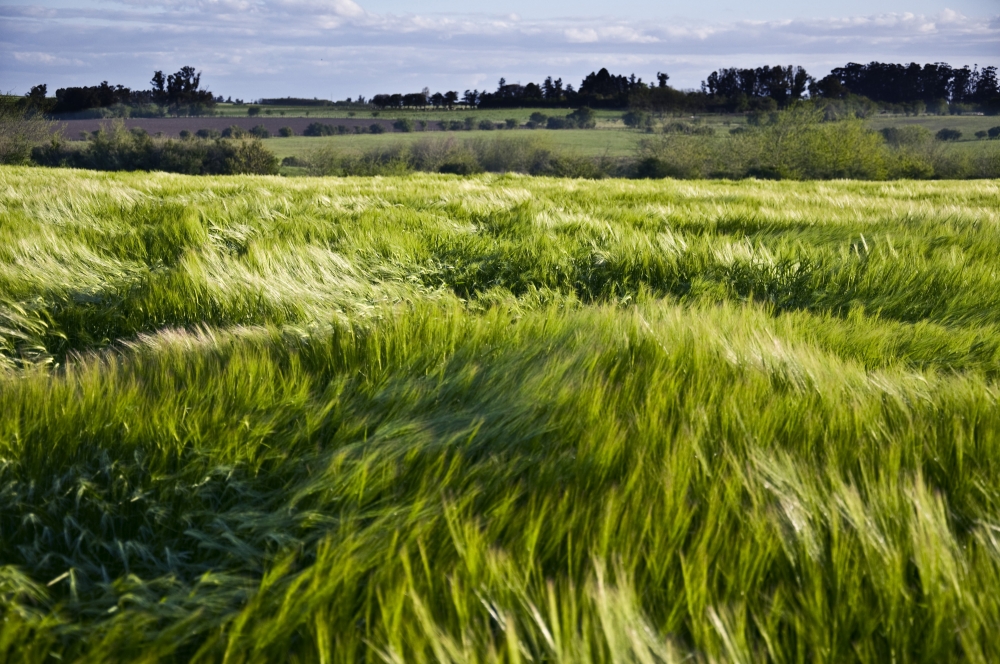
702, 66, 812, 106
149, 67, 215, 107
25, 67, 215, 115
370, 70, 642, 112
813, 63, 998, 107
363, 61, 998, 116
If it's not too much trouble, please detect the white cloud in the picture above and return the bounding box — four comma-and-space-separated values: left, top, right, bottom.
0, 3, 996, 97
12, 51, 86, 66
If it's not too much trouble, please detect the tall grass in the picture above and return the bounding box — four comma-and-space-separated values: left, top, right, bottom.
2, 167, 1000, 661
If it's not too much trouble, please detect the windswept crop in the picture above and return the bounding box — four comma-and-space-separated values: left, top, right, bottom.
2, 167, 1000, 662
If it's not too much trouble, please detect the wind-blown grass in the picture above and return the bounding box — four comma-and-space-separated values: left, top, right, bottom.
2, 166, 1000, 661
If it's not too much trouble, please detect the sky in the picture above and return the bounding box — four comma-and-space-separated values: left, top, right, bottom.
1, 0, 998, 100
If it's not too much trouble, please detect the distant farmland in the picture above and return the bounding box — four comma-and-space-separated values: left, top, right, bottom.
3, 167, 1000, 661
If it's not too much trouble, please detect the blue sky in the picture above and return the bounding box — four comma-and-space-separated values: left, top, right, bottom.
2, 0, 998, 100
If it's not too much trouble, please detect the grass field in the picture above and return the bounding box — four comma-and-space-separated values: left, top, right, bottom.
866, 114, 1000, 138
3, 167, 1000, 661
258, 118, 997, 169
264, 129, 640, 161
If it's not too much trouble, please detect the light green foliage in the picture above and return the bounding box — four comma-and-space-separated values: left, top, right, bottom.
639, 108, 891, 179
2, 168, 1000, 661
0, 103, 57, 165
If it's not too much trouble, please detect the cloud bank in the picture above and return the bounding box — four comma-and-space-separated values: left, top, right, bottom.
1, 0, 997, 99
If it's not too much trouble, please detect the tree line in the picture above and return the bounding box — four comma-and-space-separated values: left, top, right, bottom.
22, 67, 217, 115
814, 62, 998, 106
20, 61, 1000, 117
369, 62, 999, 114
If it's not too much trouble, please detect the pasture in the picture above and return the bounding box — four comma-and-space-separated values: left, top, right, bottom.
2, 167, 1000, 661
264, 128, 640, 161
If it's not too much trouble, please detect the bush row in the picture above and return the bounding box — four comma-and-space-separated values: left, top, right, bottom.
302, 135, 614, 178
296, 109, 598, 136
31, 123, 279, 175
632, 110, 1000, 179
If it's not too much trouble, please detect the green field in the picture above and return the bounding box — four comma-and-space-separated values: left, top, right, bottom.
258, 117, 998, 169
3, 167, 1000, 661
866, 113, 1000, 140
264, 128, 641, 160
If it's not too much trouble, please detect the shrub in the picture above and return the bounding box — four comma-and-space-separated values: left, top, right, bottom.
478, 119, 496, 131
31, 121, 278, 175
179, 130, 192, 140
304, 123, 341, 137
529, 112, 548, 124
196, 129, 221, 139
281, 155, 308, 167
224, 138, 280, 174
976, 131, 988, 140
464, 117, 476, 130
249, 125, 270, 139
663, 121, 692, 134
222, 125, 248, 139
393, 118, 414, 132
418, 120, 428, 131
438, 159, 483, 175
635, 157, 689, 179
370, 123, 386, 134
278, 127, 294, 137
988, 127, 1000, 139
567, 107, 596, 129
546, 117, 570, 129
448, 120, 465, 131
936, 128, 962, 141
505, 119, 518, 129
622, 111, 653, 130
247, 106, 261, 117
880, 126, 932, 147
303, 123, 327, 136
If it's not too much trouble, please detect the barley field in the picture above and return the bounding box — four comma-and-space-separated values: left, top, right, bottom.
2, 167, 1000, 662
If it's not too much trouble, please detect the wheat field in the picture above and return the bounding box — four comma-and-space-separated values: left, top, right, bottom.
2, 167, 1000, 661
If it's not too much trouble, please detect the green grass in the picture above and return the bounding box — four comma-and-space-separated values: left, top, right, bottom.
264, 129, 640, 160
3, 167, 1000, 661
867, 114, 1000, 141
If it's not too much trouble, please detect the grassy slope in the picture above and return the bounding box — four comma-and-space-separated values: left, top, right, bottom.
2, 167, 1000, 661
